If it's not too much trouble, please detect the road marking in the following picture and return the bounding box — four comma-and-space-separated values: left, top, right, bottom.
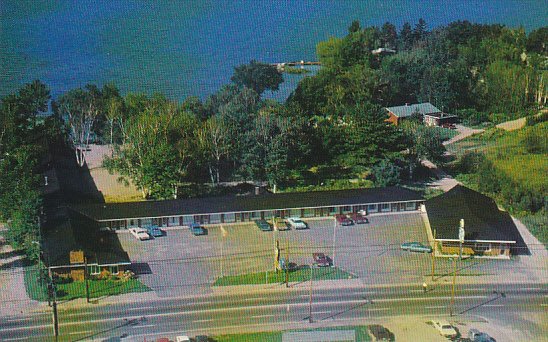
193, 319, 214, 323
132, 324, 156, 329
313, 310, 331, 315
484, 304, 504, 307
425, 306, 447, 309
68, 330, 92, 335
2, 337, 30, 341
251, 314, 275, 318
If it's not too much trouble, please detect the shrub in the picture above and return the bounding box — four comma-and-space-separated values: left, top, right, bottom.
526, 111, 548, 126
522, 126, 547, 154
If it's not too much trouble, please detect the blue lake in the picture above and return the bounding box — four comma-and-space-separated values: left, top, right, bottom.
1, 0, 546, 101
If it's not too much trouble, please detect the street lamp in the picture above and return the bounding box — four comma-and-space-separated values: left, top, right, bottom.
308, 263, 314, 323
220, 225, 227, 278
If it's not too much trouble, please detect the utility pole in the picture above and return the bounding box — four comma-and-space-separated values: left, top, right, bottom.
308, 264, 314, 323
285, 242, 289, 287
332, 217, 337, 267
84, 257, 90, 303
48, 266, 59, 337
431, 229, 436, 281
449, 257, 457, 316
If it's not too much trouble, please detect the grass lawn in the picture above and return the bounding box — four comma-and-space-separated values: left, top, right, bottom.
24, 266, 150, 301
214, 325, 372, 342
214, 266, 355, 286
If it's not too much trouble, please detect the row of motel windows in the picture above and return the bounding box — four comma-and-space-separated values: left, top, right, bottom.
88, 264, 119, 275
106, 201, 421, 230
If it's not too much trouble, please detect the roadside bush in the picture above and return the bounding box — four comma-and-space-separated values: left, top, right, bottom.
522, 126, 547, 154
455, 151, 485, 174
526, 111, 548, 126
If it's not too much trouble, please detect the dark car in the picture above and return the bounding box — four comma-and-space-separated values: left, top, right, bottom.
254, 219, 272, 231
348, 212, 368, 224
313, 253, 331, 267
335, 214, 353, 226
468, 329, 496, 342
194, 336, 210, 342
368, 324, 395, 341
189, 223, 207, 236
279, 258, 298, 271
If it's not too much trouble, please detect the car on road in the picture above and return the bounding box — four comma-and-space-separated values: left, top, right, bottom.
468, 329, 495, 342
368, 324, 395, 341
146, 225, 163, 237
432, 320, 458, 338
254, 219, 272, 231
335, 214, 353, 226
286, 217, 308, 229
129, 228, 151, 241
348, 212, 368, 224
189, 223, 207, 236
400, 242, 432, 253
313, 253, 331, 267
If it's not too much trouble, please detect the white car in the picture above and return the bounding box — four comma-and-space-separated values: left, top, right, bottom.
286, 217, 307, 229
129, 228, 151, 241
176, 336, 190, 342
432, 320, 458, 338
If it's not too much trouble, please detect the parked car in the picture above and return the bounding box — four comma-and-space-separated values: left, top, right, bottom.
400, 242, 433, 253
146, 225, 163, 237
189, 223, 207, 236
194, 336, 210, 342
432, 320, 458, 338
313, 253, 331, 267
348, 212, 368, 224
254, 219, 272, 231
286, 217, 308, 229
129, 228, 151, 241
335, 214, 353, 226
279, 258, 298, 271
175, 336, 191, 342
270, 217, 289, 231
368, 324, 395, 341
442, 123, 457, 129
468, 329, 496, 342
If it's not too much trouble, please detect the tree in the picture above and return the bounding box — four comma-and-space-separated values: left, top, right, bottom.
526, 27, 548, 54
371, 159, 402, 187
413, 18, 427, 42
348, 20, 361, 33
58, 85, 102, 167
105, 107, 199, 199
381, 22, 398, 49
16, 80, 51, 128
399, 22, 413, 50
105, 96, 124, 145
197, 116, 232, 185
231, 60, 284, 96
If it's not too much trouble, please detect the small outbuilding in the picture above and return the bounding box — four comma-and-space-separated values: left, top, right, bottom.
385, 102, 457, 127
424, 185, 528, 258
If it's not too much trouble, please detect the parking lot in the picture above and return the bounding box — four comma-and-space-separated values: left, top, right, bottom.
118, 212, 433, 297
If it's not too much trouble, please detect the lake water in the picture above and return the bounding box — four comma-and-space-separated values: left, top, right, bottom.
1, 0, 546, 101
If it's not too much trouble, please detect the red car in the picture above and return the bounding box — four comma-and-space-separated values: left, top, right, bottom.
335, 214, 353, 226
348, 212, 368, 224
313, 253, 331, 267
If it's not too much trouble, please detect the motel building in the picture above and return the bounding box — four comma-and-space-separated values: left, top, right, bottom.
72, 186, 425, 230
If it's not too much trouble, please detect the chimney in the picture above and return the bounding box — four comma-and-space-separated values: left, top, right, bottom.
255, 186, 260, 195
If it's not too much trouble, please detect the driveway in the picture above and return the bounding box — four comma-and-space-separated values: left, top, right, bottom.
443, 124, 484, 146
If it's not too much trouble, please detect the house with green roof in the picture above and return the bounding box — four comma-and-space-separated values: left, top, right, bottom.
385, 102, 457, 126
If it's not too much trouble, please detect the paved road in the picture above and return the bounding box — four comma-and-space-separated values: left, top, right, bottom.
1, 282, 545, 341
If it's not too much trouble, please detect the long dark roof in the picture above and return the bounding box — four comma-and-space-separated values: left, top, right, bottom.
426, 185, 528, 254
72, 186, 423, 221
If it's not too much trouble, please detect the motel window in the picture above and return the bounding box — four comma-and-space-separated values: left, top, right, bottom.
406, 202, 416, 210
182, 216, 193, 225
303, 208, 314, 218
209, 214, 221, 224
367, 204, 378, 212
328, 207, 337, 215
342, 206, 352, 213
474, 243, 491, 252
109, 266, 119, 274
88, 265, 100, 275
263, 211, 273, 219
224, 213, 235, 223
130, 220, 135, 226
381, 203, 390, 212
250, 212, 259, 219
169, 217, 177, 224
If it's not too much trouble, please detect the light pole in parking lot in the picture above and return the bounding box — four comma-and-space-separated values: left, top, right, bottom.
220, 225, 227, 278
308, 263, 314, 323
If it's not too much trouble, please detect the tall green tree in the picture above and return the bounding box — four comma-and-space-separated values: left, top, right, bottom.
231, 60, 284, 96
